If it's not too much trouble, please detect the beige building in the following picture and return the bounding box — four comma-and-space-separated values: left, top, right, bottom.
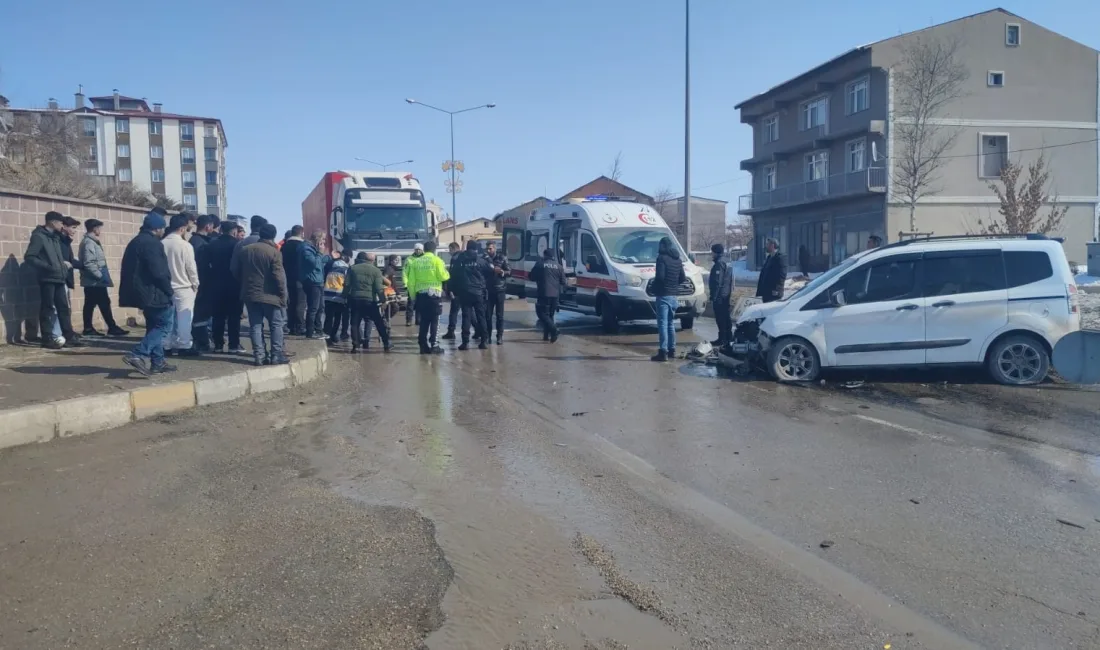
435, 217, 500, 246
737, 8, 1099, 267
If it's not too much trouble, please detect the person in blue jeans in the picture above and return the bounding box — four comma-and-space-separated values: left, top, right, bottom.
118, 210, 177, 376
233, 224, 290, 366
650, 237, 686, 362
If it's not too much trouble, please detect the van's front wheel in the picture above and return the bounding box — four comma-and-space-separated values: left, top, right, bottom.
599, 296, 619, 333
767, 336, 820, 382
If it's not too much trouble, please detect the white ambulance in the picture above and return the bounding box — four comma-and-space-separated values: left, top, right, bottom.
502, 196, 707, 332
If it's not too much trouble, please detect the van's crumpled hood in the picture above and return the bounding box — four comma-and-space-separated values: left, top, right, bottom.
737, 301, 786, 324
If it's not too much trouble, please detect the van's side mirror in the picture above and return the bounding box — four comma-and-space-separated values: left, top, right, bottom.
831, 289, 847, 306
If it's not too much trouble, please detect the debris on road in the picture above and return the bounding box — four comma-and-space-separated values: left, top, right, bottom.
909, 499, 921, 505
571, 411, 588, 417
841, 381, 865, 389
820, 540, 835, 549
1057, 518, 1086, 529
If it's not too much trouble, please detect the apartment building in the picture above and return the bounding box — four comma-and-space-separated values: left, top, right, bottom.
736, 8, 1099, 267
5, 89, 228, 215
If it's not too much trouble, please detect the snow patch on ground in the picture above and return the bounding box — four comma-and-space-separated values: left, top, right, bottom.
1079, 291, 1100, 330
1074, 265, 1099, 287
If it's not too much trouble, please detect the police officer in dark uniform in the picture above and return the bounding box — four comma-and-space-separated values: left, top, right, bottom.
449, 240, 491, 350
530, 247, 565, 343
441, 241, 462, 340
482, 242, 510, 345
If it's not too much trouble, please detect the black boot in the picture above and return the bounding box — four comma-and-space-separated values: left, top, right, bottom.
651, 350, 668, 362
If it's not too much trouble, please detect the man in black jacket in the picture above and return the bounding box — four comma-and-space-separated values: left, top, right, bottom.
651, 237, 685, 362
449, 240, 491, 350
190, 214, 218, 351
24, 211, 83, 349
530, 247, 565, 342
119, 211, 176, 376
482, 242, 510, 345
755, 237, 787, 304
206, 221, 245, 353
281, 225, 306, 334
709, 243, 734, 346
441, 241, 462, 340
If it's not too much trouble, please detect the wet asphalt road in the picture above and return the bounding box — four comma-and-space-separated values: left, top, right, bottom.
0, 304, 1098, 649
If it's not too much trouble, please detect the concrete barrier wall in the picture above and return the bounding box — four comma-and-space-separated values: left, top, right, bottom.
0, 189, 149, 344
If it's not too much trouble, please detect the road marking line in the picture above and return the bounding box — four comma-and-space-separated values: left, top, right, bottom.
854, 414, 949, 441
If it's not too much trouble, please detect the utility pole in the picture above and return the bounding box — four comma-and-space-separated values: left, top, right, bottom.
683, 0, 692, 255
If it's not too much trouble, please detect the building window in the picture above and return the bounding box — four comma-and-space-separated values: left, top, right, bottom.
181, 147, 196, 164
115, 118, 129, 134
86, 145, 97, 162
987, 71, 1005, 87
205, 170, 218, 185
182, 171, 197, 188
762, 115, 779, 143
762, 164, 777, 191
980, 134, 1009, 178
150, 145, 163, 159
117, 168, 132, 182
805, 151, 828, 181
183, 194, 198, 209
207, 194, 218, 207
204, 123, 216, 137
117, 143, 130, 158
149, 120, 162, 135
82, 168, 97, 175
846, 139, 866, 172
205, 147, 217, 161
846, 77, 869, 114
1006, 23, 1020, 46
180, 123, 194, 141
800, 97, 828, 131
82, 117, 96, 137
151, 169, 165, 183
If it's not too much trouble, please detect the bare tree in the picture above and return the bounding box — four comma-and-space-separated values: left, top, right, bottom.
977, 152, 1067, 235
0, 111, 101, 200
651, 186, 676, 215
153, 194, 183, 211
891, 35, 969, 233
607, 151, 624, 182
101, 182, 155, 208
726, 217, 754, 254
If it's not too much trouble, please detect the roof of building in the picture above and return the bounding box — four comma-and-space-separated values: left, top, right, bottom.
2, 103, 228, 145
734, 8, 1037, 110
558, 176, 653, 202
492, 196, 552, 221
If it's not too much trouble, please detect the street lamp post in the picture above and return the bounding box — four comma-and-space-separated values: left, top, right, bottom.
683, 0, 692, 255
354, 157, 414, 171
406, 98, 496, 243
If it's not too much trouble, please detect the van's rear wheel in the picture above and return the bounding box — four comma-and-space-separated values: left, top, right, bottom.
599, 296, 619, 333
680, 316, 694, 330
987, 334, 1050, 386
766, 336, 820, 382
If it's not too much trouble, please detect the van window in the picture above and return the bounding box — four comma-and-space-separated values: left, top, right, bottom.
842, 258, 919, 303
526, 232, 548, 262
923, 251, 1006, 297
504, 228, 524, 262
580, 232, 608, 274
1004, 251, 1054, 287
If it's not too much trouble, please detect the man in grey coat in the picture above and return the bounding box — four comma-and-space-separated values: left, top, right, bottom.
79, 218, 128, 336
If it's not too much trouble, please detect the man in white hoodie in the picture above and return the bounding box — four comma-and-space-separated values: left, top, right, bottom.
161, 214, 201, 356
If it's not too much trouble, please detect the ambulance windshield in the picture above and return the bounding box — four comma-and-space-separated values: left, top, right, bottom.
598, 227, 685, 264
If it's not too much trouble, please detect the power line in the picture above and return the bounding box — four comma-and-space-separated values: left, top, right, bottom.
933, 136, 1099, 159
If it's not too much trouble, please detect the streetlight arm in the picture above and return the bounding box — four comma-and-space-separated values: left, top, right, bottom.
452, 103, 496, 114
407, 100, 451, 115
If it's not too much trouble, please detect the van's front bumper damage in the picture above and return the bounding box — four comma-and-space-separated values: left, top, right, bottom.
720, 319, 771, 368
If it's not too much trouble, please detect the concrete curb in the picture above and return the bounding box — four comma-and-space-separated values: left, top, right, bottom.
0, 343, 329, 453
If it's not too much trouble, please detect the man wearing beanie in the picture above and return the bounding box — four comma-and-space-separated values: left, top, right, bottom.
119, 211, 176, 376
233, 223, 289, 366
708, 242, 734, 346
162, 214, 201, 356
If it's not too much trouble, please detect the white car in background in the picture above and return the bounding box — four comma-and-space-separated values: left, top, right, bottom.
731, 235, 1081, 386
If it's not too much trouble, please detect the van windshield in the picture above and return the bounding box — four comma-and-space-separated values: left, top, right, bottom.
598, 227, 684, 264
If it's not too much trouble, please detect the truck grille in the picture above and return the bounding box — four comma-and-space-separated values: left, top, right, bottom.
645, 278, 695, 297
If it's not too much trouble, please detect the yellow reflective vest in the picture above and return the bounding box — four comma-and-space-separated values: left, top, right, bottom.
402, 252, 449, 296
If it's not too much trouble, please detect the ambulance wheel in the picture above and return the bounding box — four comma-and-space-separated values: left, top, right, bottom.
680, 316, 694, 330
599, 297, 619, 333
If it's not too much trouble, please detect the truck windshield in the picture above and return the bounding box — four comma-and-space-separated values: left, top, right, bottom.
345, 203, 428, 240
598, 227, 685, 264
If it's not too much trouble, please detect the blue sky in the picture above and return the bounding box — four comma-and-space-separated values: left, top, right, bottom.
2, 0, 1098, 233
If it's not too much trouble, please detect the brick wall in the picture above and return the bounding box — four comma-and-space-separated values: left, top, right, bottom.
0, 189, 148, 344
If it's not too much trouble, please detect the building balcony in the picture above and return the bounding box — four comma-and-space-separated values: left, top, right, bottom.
739, 167, 886, 214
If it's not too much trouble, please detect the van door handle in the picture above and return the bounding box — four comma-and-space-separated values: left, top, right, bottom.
932, 300, 955, 308
895, 304, 919, 311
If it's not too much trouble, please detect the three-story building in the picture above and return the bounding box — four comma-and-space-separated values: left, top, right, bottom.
737, 8, 1099, 267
